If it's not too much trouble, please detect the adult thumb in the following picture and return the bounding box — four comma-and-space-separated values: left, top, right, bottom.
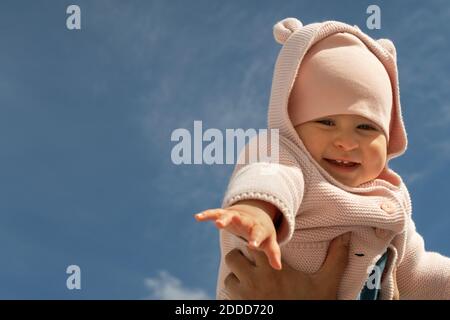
316, 233, 351, 282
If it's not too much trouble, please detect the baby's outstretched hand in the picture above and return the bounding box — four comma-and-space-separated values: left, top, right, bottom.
195, 206, 282, 270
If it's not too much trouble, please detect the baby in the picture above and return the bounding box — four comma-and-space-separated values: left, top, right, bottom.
195, 18, 450, 299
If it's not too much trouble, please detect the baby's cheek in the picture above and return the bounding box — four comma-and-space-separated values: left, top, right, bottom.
364, 153, 385, 181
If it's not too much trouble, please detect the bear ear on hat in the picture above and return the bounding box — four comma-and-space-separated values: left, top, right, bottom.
377, 38, 397, 61
273, 17, 303, 45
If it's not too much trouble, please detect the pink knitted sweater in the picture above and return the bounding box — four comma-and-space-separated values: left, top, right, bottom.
216, 19, 450, 300
216, 134, 450, 300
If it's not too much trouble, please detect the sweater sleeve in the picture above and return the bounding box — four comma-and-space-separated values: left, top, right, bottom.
396, 217, 450, 299
221, 133, 305, 245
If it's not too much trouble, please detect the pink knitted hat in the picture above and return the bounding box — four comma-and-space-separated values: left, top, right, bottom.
288, 32, 393, 141
267, 18, 408, 161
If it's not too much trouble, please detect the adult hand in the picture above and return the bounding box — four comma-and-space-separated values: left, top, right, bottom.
224, 233, 351, 299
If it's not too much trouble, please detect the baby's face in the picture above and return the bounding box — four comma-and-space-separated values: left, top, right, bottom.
294, 114, 387, 187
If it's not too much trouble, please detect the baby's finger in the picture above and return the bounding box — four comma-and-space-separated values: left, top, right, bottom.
194, 209, 226, 221
230, 213, 254, 232
263, 235, 282, 270
215, 213, 234, 228
248, 225, 265, 249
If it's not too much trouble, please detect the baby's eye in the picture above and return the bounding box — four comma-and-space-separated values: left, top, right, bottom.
317, 120, 334, 126
358, 124, 377, 131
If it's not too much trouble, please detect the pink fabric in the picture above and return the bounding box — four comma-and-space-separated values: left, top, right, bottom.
288, 33, 393, 140
215, 18, 450, 300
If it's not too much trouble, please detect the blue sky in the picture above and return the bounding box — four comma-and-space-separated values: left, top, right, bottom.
0, 0, 449, 299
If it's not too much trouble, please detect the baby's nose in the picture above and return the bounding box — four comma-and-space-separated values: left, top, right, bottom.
333, 134, 359, 150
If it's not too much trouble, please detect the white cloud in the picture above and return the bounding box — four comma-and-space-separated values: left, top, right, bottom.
143, 270, 211, 300
403, 170, 428, 185
399, 138, 450, 187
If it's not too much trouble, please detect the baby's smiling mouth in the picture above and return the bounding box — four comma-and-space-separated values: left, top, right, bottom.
323, 158, 361, 167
